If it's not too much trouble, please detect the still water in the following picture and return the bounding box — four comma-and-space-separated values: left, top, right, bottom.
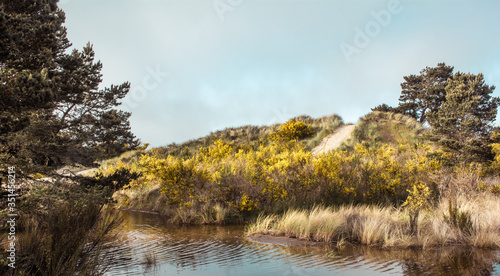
103, 210, 500, 276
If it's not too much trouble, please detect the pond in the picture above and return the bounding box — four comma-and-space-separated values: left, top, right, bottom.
103, 210, 500, 276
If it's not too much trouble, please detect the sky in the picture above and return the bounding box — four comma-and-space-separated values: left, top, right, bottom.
59, 0, 500, 147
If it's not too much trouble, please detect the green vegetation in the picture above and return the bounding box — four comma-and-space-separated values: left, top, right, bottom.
398, 62, 454, 124
375, 63, 499, 164
345, 111, 425, 147
427, 72, 498, 163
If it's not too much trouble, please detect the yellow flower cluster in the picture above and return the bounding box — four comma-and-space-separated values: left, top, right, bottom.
313, 142, 440, 204
402, 182, 431, 212
139, 153, 207, 206
238, 194, 256, 211
490, 132, 500, 173
269, 119, 314, 142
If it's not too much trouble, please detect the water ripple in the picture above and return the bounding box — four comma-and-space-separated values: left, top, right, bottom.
103, 210, 500, 276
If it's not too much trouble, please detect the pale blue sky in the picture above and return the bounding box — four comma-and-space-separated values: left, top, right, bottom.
59, 0, 500, 147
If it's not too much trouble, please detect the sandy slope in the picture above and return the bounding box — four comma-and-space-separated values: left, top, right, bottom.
311, 124, 356, 155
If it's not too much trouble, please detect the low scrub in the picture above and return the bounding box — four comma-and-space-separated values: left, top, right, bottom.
108, 119, 441, 222
154, 114, 343, 159
346, 111, 426, 148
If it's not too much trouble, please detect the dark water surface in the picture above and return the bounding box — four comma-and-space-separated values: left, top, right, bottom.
103, 210, 500, 276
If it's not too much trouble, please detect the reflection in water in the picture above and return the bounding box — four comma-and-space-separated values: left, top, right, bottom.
327, 247, 500, 276
102, 210, 500, 276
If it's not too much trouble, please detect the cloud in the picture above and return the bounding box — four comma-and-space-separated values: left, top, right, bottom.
61, 0, 500, 146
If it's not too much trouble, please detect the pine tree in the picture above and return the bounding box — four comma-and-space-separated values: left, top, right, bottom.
427, 72, 499, 163
0, 0, 138, 175
371, 103, 395, 113
0, 0, 67, 134
398, 63, 454, 124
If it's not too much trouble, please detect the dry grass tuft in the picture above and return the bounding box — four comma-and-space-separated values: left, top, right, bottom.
247, 197, 500, 249
169, 202, 234, 225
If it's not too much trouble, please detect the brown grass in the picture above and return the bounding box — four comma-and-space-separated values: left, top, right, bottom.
246, 193, 500, 248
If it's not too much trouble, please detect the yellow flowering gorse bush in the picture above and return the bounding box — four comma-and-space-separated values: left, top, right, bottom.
103, 119, 445, 216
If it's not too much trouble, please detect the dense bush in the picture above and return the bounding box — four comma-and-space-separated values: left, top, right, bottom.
269, 119, 314, 142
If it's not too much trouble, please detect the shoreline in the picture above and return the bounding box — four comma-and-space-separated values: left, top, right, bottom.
247, 233, 322, 247
118, 207, 162, 215
246, 233, 500, 251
